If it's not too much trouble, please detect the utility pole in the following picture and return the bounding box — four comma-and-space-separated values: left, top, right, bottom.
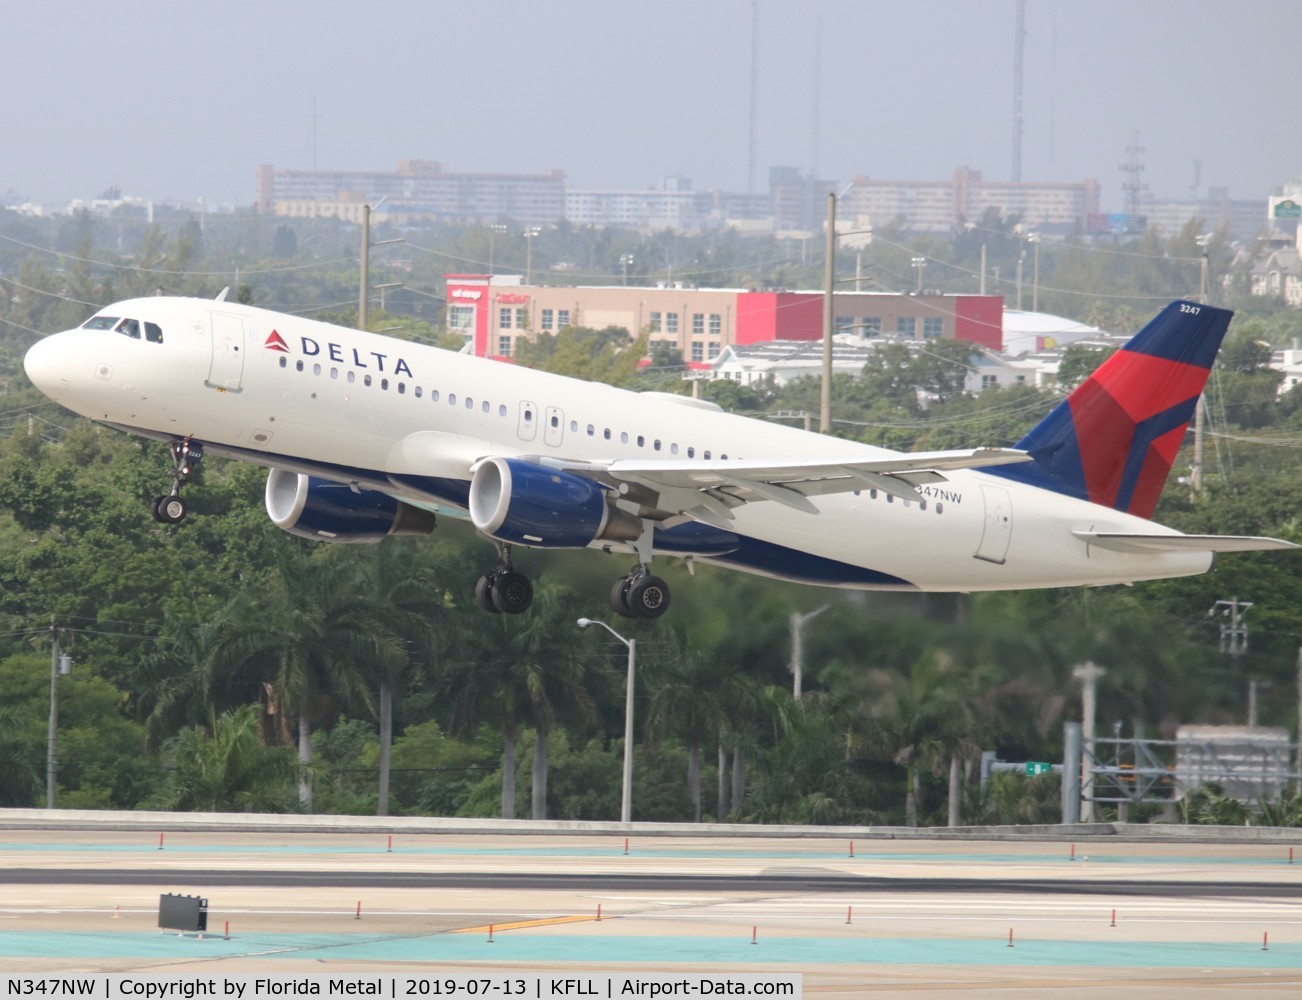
1029, 233, 1041, 312
358, 199, 401, 332
1072, 661, 1106, 822
47, 618, 59, 808
524, 227, 541, 286
1295, 646, 1302, 786
1191, 235, 1211, 494
358, 204, 370, 331
821, 193, 835, 434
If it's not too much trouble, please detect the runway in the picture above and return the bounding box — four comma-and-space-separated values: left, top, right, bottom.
2, 827, 1302, 998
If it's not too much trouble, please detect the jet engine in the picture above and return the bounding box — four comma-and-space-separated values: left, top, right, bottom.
265, 468, 435, 544
469, 457, 641, 548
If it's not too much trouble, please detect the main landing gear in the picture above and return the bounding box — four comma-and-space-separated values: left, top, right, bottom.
609, 567, 671, 620
475, 543, 535, 615
474, 546, 671, 621
150, 438, 202, 524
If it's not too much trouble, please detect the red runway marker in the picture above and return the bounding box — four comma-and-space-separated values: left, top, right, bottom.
354, 901, 361, 920
1007, 928, 1014, 948
1110, 908, 1116, 927
1263, 931, 1269, 951
158, 833, 165, 851
387, 835, 392, 853
488, 923, 494, 944
845, 905, 852, 925
623, 837, 629, 856
751, 925, 757, 945
1070, 842, 1075, 861
596, 903, 602, 922
849, 840, 855, 858
224, 920, 230, 941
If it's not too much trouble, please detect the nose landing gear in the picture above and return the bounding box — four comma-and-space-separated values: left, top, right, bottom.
151, 438, 202, 524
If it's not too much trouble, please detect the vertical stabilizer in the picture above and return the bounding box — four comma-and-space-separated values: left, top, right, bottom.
991, 300, 1230, 518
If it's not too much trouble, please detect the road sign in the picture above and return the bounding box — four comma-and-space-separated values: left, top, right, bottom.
1025, 761, 1052, 776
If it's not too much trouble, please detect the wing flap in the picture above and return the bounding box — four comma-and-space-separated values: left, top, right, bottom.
1073, 531, 1298, 554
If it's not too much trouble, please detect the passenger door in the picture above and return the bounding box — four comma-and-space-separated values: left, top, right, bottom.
206, 313, 246, 391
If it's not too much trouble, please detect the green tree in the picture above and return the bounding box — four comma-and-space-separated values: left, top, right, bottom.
150, 704, 301, 812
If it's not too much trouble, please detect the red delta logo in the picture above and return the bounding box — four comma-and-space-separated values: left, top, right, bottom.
263, 330, 290, 353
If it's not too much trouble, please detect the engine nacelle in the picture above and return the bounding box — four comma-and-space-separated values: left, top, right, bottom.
469, 457, 641, 548
265, 469, 435, 544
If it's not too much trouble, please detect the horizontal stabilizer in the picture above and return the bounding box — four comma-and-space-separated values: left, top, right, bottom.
1072, 531, 1298, 554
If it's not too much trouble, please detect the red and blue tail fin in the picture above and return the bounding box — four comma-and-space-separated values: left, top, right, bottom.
990, 300, 1230, 518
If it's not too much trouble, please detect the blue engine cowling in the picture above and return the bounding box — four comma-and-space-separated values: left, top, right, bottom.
469, 457, 641, 548
265, 469, 436, 544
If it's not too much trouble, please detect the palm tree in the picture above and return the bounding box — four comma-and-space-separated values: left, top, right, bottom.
865, 654, 975, 827
153, 704, 301, 811
508, 584, 597, 819
206, 547, 405, 811
0, 703, 41, 807
329, 540, 454, 816
643, 631, 728, 822
128, 600, 265, 750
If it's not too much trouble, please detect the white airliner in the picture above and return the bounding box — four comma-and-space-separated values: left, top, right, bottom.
22, 294, 1294, 618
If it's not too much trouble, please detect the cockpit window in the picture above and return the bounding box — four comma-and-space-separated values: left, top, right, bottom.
82, 316, 119, 330
115, 319, 141, 339
144, 322, 164, 344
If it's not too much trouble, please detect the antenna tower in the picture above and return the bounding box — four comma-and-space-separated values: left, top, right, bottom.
1119, 134, 1148, 217
1011, 0, 1025, 183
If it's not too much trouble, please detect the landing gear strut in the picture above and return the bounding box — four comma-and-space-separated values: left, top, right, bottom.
151, 438, 202, 524
475, 542, 534, 615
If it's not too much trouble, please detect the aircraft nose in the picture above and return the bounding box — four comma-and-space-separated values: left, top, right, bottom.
24, 334, 68, 397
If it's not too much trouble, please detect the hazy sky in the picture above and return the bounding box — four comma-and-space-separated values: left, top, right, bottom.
5, 0, 1297, 211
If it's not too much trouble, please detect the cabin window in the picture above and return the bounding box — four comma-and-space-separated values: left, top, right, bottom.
330, 368, 338, 380
313, 363, 321, 376
466, 397, 474, 409
381, 378, 389, 390
398, 382, 406, 394
482, 400, 490, 413
498, 404, 507, 416
449, 393, 457, 405
347, 370, 355, 383
414, 386, 422, 398
430, 390, 439, 402
279, 356, 287, 368
363, 374, 372, 386
296, 360, 305, 372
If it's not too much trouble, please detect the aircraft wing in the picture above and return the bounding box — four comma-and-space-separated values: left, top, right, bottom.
544, 447, 1030, 521
1072, 531, 1299, 554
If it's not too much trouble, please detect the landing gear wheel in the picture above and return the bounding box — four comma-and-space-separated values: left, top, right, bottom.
626, 574, 670, 619
153, 495, 187, 524
610, 576, 636, 619
491, 571, 534, 615
475, 574, 501, 614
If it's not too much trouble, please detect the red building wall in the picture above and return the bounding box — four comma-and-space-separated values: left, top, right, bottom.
953, 296, 1003, 350
735, 292, 824, 344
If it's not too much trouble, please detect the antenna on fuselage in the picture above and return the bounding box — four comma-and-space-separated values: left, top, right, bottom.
215, 287, 230, 302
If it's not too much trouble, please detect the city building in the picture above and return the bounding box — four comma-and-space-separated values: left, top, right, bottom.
257, 160, 566, 224
842, 167, 1101, 235
443, 275, 1003, 363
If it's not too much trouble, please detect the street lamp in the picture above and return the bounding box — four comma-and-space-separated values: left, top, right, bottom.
1027, 232, 1041, 312
577, 617, 635, 823
488, 223, 508, 275
911, 256, 927, 293
789, 605, 829, 699
619, 254, 635, 286
523, 227, 541, 285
